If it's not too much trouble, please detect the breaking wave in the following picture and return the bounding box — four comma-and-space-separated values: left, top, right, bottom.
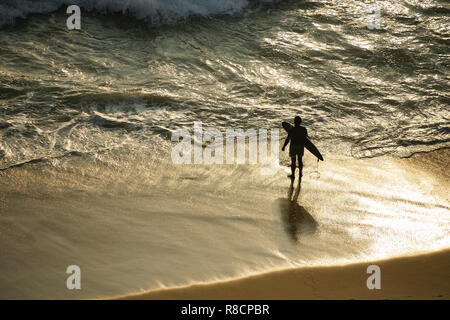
0, 0, 280, 28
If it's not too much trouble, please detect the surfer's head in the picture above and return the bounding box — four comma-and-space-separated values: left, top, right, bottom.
294, 116, 302, 126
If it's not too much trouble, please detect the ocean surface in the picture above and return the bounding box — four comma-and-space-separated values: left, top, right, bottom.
0, 0, 449, 299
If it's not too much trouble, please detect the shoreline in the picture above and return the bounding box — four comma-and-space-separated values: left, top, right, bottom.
118, 149, 450, 300
119, 249, 450, 300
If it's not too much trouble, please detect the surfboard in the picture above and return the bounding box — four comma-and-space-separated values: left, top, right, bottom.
282, 121, 324, 161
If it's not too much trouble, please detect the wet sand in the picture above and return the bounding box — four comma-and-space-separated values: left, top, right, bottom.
119, 149, 450, 300
120, 249, 450, 300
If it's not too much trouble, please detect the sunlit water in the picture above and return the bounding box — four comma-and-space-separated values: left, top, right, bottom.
0, 0, 449, 299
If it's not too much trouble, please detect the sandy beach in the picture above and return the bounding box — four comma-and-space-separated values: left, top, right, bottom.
119, 150, 449, 300
121, 249, 450, 300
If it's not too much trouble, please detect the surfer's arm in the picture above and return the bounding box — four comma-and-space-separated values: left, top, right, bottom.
282, 135, 290, 151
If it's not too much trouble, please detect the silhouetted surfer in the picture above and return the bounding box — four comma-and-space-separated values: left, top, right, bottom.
282, 116, 308, 181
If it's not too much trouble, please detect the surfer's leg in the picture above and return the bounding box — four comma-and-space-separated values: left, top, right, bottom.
290, 156, 296, 179
298, 156, 303, 178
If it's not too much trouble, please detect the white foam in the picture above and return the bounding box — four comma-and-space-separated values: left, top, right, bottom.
0, 0, 278, 27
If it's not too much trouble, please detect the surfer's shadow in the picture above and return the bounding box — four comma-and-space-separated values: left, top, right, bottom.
273, 198, 318, 243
